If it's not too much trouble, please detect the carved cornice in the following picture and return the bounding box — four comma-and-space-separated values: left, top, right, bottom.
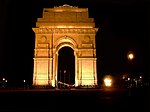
32, 28, 98, 34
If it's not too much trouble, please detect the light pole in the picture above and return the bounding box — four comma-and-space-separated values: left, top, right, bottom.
2, 78, 5, 88
64, 70, 66, 88
127, 51, 135, 88
68, 71, 70, 85
60, 69, 61, 88
23, 80, 26, 89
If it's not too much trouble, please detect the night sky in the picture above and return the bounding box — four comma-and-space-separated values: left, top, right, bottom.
0, 0, 149, 85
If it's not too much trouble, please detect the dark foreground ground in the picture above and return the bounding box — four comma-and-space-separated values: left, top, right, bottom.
0, 87, 149, 112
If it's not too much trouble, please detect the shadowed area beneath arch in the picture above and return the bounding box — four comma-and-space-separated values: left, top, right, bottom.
58, 46, 75, 88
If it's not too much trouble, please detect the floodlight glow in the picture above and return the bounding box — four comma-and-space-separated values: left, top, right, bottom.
104, 78, 112, 87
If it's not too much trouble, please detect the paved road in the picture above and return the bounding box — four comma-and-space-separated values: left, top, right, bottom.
0, 88, 149, 112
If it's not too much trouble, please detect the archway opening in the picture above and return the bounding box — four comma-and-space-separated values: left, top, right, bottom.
57, 46, 75, 88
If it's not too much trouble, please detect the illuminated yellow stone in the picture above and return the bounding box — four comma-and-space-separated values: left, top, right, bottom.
32, 4, 98, 88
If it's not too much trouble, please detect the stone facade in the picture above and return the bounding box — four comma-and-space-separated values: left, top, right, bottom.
32, 4, 98, 88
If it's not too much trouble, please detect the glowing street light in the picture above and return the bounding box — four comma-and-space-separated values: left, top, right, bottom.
127, 51, 135, 87
3, 78, 5, 81
2, 78, 6, 88
127, 52, 134, 61
23, 80, 26, 89
140, 76, 142, 79
128, 77, 130, 81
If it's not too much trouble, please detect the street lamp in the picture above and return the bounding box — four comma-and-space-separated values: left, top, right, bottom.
3, 78, 5, 81
23, 80, 26, 89
127, 51, 135, 87
127, 51, 134, 61
64, 70, 66, 88
2, 78, 6, 88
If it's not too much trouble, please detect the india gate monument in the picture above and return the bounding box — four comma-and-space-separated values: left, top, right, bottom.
32, 4, 98, 88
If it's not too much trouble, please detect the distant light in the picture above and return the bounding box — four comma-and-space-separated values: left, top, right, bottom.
23, 80, 26, 82
128, 78, 130, 80
127, 51, 134, 60
64, 70, 66, 74
3, 78, 5, 81
122, 76, 125, 79
128, 54, 134, 60
140, 76, 142, 79
5, 80, 7, 82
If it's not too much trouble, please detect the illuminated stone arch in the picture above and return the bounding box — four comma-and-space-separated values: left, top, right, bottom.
54, 35, 78, 49
32, 5, 98, 88
54, 36, 78, 87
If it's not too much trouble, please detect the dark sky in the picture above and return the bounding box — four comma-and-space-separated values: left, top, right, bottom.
0, 0, 149, 84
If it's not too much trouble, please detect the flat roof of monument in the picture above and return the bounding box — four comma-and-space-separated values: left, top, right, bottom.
43, 4, 88, 12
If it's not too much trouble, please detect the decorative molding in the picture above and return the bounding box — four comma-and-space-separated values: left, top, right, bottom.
37, 43, 49, 49
33, 28, 98, 34
81, 44, 93, 48
84, 35, 90, 43
54, 35, 78, 49
39, 35, 47, 43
